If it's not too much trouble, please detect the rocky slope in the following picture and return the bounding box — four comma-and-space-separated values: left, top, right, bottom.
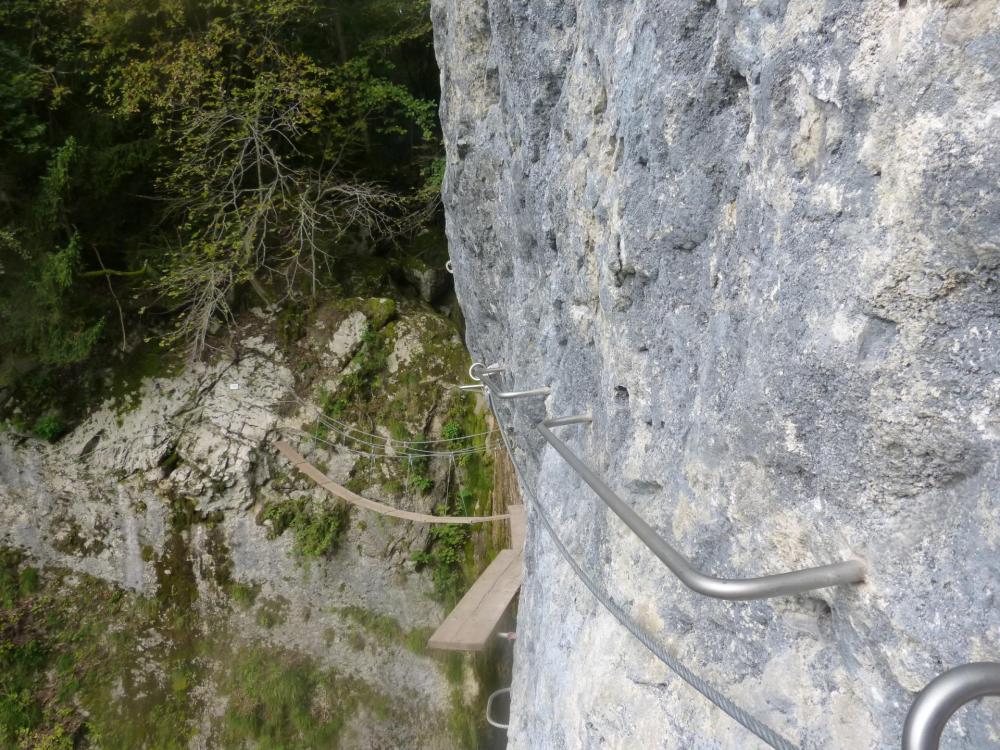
432, 1, 1000, 748
0, 296, 500, 748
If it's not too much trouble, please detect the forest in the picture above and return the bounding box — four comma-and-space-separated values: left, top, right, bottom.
0, 0, 442, 435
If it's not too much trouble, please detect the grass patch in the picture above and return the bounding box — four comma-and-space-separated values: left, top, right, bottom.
217, 642, 402, 748
228, 581, 260, 610
333, 606, 435, 655
254, 597, 289, 629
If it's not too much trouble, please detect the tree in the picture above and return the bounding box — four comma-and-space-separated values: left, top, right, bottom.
96, 0, 439, 356
0, 0, 442, 381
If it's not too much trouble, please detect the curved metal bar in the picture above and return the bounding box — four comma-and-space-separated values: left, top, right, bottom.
469, 362, 506, 381
902, 663, 1000, 750
486, 687, 511, 730
445, 259, 454, 273
537, 420, 866, 600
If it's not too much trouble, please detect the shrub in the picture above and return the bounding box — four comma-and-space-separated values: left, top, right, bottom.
31, 413, 64, 442
262, 499, 349, 561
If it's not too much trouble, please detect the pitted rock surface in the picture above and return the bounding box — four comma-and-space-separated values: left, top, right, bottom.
432, 1, 1000, 747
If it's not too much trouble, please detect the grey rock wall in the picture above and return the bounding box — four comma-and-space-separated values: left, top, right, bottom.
432, 1, 1000, 747
0, 314, 465, 749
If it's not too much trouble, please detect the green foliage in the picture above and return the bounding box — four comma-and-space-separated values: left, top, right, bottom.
0, 0, 443, 423
412, 519, 470, 605
1, 139, 105, 370
228, 582, 260, 610
87, 0, 438, 354
30, 413, 64, 442
262, 498, 350, 561
0, 554, 412, 750
0, 41, 46, 153
335, 322, 393, 406
218, 644, 397, 749
221, 647, 340, 748
0, 550, 37, 609
32, 136, 77, 231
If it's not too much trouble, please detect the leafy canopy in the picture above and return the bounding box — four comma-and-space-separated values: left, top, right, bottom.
0, 0, 439, 392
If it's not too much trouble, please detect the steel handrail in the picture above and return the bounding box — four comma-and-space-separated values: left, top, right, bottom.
459, 382, 551, 399
537, 417, 866, 600
492, 386, 551, 399
902, 662, 1000, 750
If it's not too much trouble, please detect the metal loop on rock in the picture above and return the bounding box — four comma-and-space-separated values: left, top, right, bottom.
486, 687, 511, 730
902, 662, 1000, 750
469, 362, 506, 381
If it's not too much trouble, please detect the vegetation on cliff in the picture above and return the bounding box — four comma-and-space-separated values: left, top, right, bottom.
0, 0, 442, 429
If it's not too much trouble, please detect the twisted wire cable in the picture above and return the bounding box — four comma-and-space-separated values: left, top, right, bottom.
290, 421, 493, 458
485, 390, 798, 750
274, 394, 497, 446
287, 427, 499, 460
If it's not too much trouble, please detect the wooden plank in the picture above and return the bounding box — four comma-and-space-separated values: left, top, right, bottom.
428, 551, 518, 649
428, 552, 519, 651
508, 504, 526, 551
450, 553, 523, 649
428, 550, 522, 651
274, 441, 511, 525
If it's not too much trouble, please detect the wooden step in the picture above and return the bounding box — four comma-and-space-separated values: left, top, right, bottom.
428, 549, 523, 651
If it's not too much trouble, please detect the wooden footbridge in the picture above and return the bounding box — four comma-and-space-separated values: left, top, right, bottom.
275, 440, 525, 651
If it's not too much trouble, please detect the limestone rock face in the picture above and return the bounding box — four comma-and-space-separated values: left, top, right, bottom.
432, 1, 1000, 747
0, 304, 473, 749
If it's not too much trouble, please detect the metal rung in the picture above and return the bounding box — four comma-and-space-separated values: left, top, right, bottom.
486, 687, 511, 730
493, 386, 550, 400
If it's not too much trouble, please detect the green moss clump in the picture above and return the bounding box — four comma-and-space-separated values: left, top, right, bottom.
361, 297, 397, 330
31, 413, 65, 442
228, 582, 260, 610
254, 597, 289, 629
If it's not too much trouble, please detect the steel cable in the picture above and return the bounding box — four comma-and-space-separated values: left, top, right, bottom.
274, 394, 497, 446
287, 426, 496, 459
485, 389, 799, 750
